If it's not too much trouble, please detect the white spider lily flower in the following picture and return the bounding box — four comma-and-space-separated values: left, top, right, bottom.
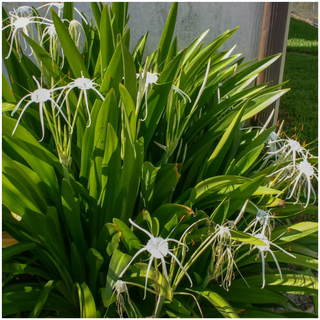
211, 223, 239, 290
214, 247, 237, 291
40, 23, 65, 68
253, 232, 296, 289
109, 280, 137, 318
247, 209, 274, 237
37, 2, 88, 24
68, 19, 85, 49
119, 218, 193, 299
2, 10, 52, 59
11, 76, 71, 142
10, 6, 35, 17
268, 138, 307, 168
215, 224, 232, 244
56, 71, 105, 127
267, 131, 283, 155
287, 158, 318, 208
137, 71, 191, 121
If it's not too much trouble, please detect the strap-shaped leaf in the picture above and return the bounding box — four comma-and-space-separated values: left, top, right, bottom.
3, 284, 77, 317
270, 222, 318, 243
190, 175, 249, 205
3, 242, 42, 262
24, 34, 60, 79
63, 2, 74, 21
149, 164, 181, 211
100, 40, 123, 98
76, 282, 97, 318
51, 9, 89, 79
61, 179, 88, 257
105, 249, 132, 300
87, 248, 104, 298
206, 102, 246, 176
233, 273, 318, 295
112, 218, 142, 255
91, 2, 102, 30
242, 89, 289, 121
100, 4, 114, 71
230, 230, 267, 246
111, 2, 129, 34
28, 280, 56, 318
121, 40, 137, 103
99, 123, 121, 226
3, 118, 62, 209
187, 288, 239, 318
142, 50, 185, 149
211, 285, 289, 305
2, 74, 16, 103
3, 153, 47, 212
140, 161, 160, 210
157, 2, 178, 68
119, 83, 136, 141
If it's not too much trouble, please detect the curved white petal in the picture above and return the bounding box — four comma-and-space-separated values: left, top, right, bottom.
92, 87, 105, 101
129, 218, 153, 239
270, 242, 296, 259
144, 256, 154, 300
261, 252, 265, 289
167, 251, 193, 287
38, 103, 45, 142
11, 100, 34, 135
5, 29, 17, 59
269, 250, 282, 279
83, 90, 91, 127
11, 93, 32, 115
166, 238, 189, 251
119, 247, 148, 278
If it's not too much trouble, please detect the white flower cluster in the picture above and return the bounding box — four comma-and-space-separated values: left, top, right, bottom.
267, 133, 318, 208
10, 72, 104, 141
2, 3, 86, 61
3, 4, 99, 141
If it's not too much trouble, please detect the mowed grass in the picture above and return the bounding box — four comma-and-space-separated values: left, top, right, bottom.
278, 17, 318, 151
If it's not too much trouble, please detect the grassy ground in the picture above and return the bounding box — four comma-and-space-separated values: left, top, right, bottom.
278, 17, 318, 152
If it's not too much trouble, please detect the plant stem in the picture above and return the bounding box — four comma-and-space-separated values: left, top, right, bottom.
154, 295, 165, 318
67, 90, 83, 157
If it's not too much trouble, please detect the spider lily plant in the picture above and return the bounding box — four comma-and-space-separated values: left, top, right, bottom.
2, 2, 318, 318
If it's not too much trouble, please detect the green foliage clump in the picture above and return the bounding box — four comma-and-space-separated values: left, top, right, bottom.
2, 3, 318, 318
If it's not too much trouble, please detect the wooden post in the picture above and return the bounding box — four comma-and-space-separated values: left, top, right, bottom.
255, 2, 291, 127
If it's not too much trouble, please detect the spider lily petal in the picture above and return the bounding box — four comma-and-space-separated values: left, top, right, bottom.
167, 251, 193, 287
129, 218, 153, 238
11, 76, 70, 141
3, 11, 52, 59
119, 247, 148, 279
287, 159, 318, 207
55, 72, 105, 127
37, 2, 88, 24
120, 219, 192, 299
253, 233, 296, 288
145, 257, 154, 299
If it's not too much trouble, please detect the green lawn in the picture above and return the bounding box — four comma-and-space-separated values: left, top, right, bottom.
278, 17, 318, 151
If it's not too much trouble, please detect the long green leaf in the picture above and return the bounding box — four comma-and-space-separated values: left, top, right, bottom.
51, 9, 89, 78
187, 288, 239, 318
157, 2, 178, 67
28, 280, 56, 318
